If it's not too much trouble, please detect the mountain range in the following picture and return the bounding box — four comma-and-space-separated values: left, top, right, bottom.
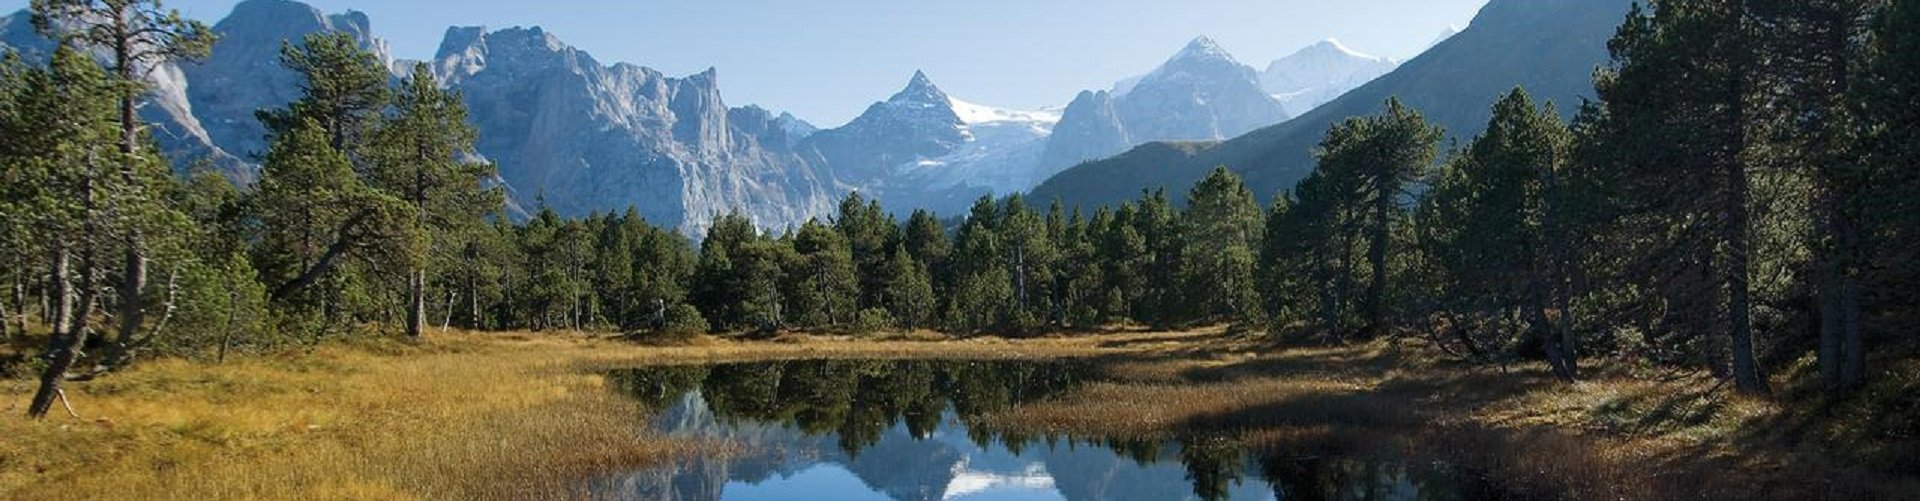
2, 0, 1606, 234
1028, 0, 1637, 210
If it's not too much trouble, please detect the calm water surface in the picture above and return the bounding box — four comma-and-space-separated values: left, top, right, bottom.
594, 359, 1492, 501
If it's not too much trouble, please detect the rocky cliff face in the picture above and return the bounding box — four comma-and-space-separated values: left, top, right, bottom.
1039, 36, 1289, 172
6, 0, 838, 234
432, 26, 835, 233
1036, 90, 1131, 176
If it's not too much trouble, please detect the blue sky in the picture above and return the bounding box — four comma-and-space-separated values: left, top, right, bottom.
3, 0, 1489, 126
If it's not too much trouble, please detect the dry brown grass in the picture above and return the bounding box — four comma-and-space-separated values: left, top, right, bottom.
979, 333, 1919, 500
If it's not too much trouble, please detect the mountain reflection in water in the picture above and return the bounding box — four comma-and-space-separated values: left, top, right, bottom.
595, 359, 1485, 501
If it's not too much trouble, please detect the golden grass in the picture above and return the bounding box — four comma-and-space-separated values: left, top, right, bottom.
0, 329, 1154, 500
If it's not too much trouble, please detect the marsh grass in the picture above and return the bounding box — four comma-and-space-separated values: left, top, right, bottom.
979, 330, 1920, 500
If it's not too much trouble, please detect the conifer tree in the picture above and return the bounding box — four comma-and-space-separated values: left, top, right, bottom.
1419, 88, 1578, 380
32, 0, 215, 367
788, 219, 858, 328
1588, 0, 1770, 394
368, 63, 499, 338
4, 48, 122, 418
1182, 167, 1266, 328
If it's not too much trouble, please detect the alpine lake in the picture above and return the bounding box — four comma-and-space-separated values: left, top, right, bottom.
589, 359, 1505, 501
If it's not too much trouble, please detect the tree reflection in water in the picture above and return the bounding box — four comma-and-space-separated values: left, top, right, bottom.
602, 360, 1489, 501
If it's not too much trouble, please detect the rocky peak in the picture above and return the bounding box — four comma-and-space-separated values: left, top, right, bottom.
1172, 35, 1233, 62
890, 70, 950, 106
1136, 35, 1262, 93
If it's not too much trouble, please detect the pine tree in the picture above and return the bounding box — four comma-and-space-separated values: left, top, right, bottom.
258, 31, 389, 155
834, 193, 899, 311
1419, 88, 1579, 380
252, 120, 409, 314
947, 196, 1011, 332
883, 248, 936, 331
4, 48, 122, 418
1182, 167, 1266, 328
367, 63, 499, 338
998, 194, 1056, 332
1312, 99, 1443, 339
32, 0, 215, 371
1134, 190, 1183, 328
788, 219, 858, 328
1588, 0, 1770, 394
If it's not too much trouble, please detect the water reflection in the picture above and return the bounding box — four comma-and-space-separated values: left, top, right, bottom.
597, 359, 1484, 501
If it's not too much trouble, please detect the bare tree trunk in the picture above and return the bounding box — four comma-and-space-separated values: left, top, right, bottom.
10, 266, 26, 339
31, 190, 97, 419
1529, 286, 1575, 382
272, 211, 370, 302
83, 265, 178, 379
441, 288, 455, 331
467, 267, 480, 329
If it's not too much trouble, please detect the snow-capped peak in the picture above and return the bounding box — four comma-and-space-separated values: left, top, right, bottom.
947, 97, 1062, 127
1299, 38, 1392, 64
1261, 38, 1401, 116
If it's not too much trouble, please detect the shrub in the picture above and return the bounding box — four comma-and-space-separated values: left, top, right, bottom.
852, 308, 896, 336
658, 304, 710, 339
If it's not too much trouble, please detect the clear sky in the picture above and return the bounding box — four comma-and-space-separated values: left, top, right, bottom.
3, 0, 1489, 127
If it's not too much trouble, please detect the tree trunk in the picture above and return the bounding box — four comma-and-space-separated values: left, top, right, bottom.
112, 31, 150, 379
1538, 147, 1579, 381
272, 211, 370, 302
1529, 285, 1575, 382
31, 152, 103, 418
27, 244, 78, 418
1811, 4, 1868, 392
405, 268, 425, 338
217, 279, 238, 364
1364, 178, 1393, 338
466, 266, 480, 329
441, 288, 455, 331
10, 267, 26, 339
1724, 17, 1768, 395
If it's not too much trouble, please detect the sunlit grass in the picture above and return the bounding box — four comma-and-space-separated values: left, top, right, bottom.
0, 328, 1167, 499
